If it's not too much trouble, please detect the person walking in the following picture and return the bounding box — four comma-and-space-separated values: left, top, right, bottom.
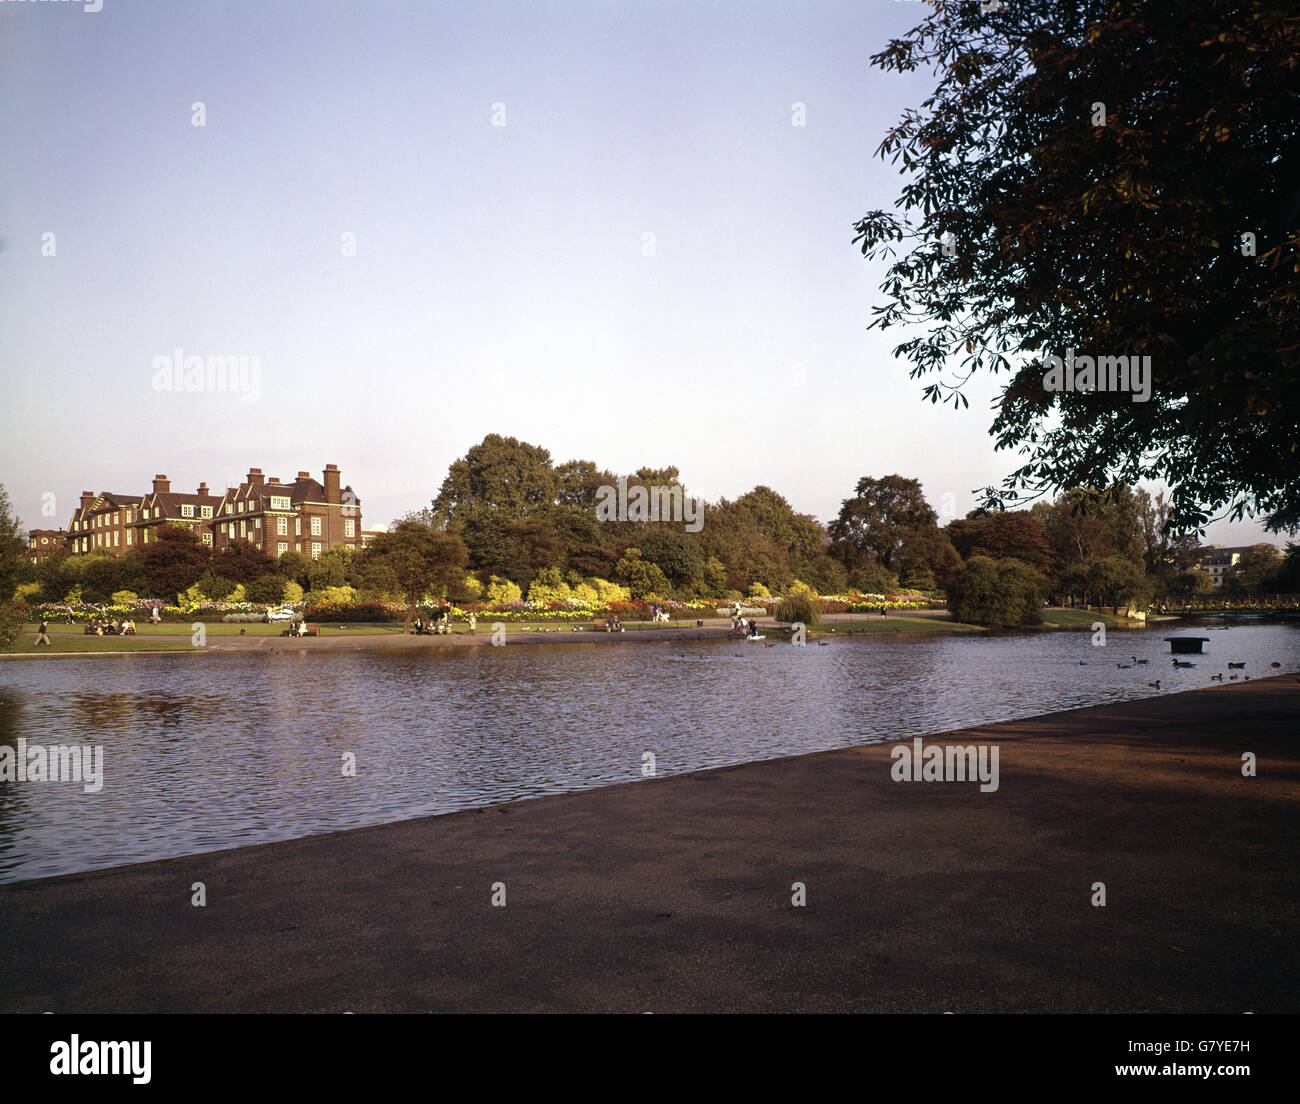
34, 619, 51, 646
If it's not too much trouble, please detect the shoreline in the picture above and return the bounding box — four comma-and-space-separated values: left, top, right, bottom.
0, 608, 1161, 659
2, 675, 1296, 1012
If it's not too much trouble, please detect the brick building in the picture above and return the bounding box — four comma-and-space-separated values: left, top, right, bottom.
212, 465, 363, 560
67, 491, 144, 555
26, 529, 68, 562
60, 464, 363, 561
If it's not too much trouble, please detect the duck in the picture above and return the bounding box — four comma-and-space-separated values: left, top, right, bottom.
1210, 673, 1223, 681
1147, 680, 1161, 689
1133, 656, 1148, 664
1270, 662, 1281, 668
1173, 660, 1195, 668
1117, 663, 1133, 669
1230, 674, 1238, 680
1228, 662, 1245, 669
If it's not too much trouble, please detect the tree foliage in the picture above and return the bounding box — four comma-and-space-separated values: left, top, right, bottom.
856, 0, 1300, 531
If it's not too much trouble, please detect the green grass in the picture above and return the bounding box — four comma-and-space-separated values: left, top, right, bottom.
3, 629, 196, 655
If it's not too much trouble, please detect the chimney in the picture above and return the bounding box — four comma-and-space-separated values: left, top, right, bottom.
80, 491, 95, 513
246, 467, 264, 489
296, 470, 311, 481
197, 482, 209, 496
323, 464, 341, 503
153, 474, 171, 494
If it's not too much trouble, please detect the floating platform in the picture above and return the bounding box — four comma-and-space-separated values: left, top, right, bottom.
1165, 636, 1209, 654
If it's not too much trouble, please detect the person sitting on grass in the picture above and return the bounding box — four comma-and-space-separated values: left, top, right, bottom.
34, 620, 51, 647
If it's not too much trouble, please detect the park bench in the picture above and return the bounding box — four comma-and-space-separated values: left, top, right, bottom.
281, 623, 320, 637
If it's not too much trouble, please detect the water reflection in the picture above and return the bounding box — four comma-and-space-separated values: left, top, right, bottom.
0, 620, 1296, 882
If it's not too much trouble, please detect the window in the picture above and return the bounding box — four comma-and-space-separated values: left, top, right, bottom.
254, 518, 260, 529
271, 496, 290, 511
181, 504, 194, 518
344, 519, 355, 538
310, 517, 322, 536
277, 517, 287, 536
278, 542, 288, 556
201, 506, 212, 518
142, 508, 150, 520
295, 518, 301, 536
239, 521, 246, 538
311, 542, 322, 560
114, 532, 119, 547
126, 531, 133, 546
202, 533, 212, 546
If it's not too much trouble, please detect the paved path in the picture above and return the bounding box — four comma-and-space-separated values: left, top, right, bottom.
3, 677, 1296, 1013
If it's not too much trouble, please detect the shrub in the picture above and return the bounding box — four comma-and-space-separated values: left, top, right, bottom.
110, 589, 139, 607
849, 562, 900, 594
775, 592, 821, 626
245, 575, 288, 606
221, 612, 266, 623
947, 556, 1043, 627
485, 576, 522, 605
748, 582, 772, 598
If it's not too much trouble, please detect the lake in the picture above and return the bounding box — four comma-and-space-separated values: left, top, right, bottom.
1, 617, 1296, 882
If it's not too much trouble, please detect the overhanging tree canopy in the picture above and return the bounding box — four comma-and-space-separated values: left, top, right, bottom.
855, 0, 1300, 532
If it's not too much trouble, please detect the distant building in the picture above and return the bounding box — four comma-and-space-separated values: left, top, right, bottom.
26, 528, 68, 562
1198, 545, 1253, 588
212, 466, 363, 561
61, 464, 363, 561
68, 491, 144, 555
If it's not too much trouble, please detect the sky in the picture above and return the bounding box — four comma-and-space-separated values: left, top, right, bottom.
0, 0, 1280, 547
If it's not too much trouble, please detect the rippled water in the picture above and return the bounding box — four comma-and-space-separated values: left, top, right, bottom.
1, 618, 1296, 882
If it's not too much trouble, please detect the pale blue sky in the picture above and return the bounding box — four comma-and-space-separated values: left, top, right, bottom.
0, 0, 1275, 546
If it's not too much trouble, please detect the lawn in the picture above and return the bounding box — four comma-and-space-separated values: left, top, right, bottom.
3, 628, 197, 655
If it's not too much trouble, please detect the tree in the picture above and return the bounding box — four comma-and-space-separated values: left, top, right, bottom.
636, 528, 704, 586
1169, 567, 1215, 596
0, 485, 26, 645
829, 475, 950, 581
358, 521, 469, 627
245, 576, 288, 605
855, 0, 1300, 531
1085, 556, 1151, 609
139, 525, 211, 602
947, 511, 1058, 574
434, 434, 559, 526
946, 556, 1044, 628
614, 547, 670, 599
1225, 544, 1283, 593
214, 540, 280, 584
1272, 543, 1300, 592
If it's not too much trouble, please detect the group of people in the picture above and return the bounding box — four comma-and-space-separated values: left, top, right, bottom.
729, 611, 761, 638
413, 605, 453, 635
84, 617, 137, 636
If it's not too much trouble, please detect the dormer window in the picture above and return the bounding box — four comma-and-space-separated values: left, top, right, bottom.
181, 504, 195, 518
201, 506, 212, 518
270, 496, 290, 511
